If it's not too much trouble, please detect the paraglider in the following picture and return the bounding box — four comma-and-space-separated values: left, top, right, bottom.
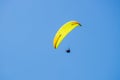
53, 20, 82, 49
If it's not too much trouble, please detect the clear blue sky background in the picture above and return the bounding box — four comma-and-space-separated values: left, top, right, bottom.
0, 0, 120, 80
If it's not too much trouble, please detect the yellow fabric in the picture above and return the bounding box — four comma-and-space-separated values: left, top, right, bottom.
53, 21, 81, 49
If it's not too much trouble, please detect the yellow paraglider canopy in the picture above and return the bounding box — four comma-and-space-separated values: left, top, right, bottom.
53, 21, 82, 49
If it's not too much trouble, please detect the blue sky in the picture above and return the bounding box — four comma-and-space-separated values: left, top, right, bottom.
0, 0, 120, 80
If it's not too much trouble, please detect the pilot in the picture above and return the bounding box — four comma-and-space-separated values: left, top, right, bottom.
66, 48, 70, 53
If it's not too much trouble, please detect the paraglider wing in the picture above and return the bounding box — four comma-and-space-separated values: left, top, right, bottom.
53, 21, 81, 49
